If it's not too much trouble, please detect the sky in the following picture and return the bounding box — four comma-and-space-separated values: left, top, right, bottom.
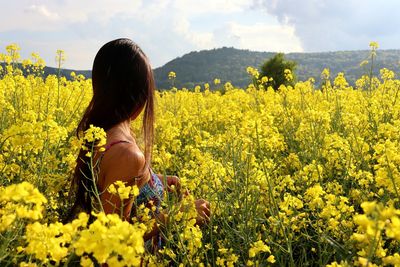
1, 0, 399, 69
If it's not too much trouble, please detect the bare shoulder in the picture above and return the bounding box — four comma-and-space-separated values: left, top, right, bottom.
118, 143, 145, 168
101, 142, 148, 188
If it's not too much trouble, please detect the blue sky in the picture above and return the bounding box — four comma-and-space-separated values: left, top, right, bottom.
1, 0, 399, 69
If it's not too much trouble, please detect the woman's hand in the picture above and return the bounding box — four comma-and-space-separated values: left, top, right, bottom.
195, 199, 210, 225
166, 175, 181, 193
163, 175, 210, 225
165, 175, 190, 200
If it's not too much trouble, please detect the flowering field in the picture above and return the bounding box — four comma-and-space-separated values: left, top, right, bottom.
1, 44, 400, 266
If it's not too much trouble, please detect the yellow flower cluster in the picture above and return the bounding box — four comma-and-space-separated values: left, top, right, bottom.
24, 213, 89, 264
247, 240, 275, 265
352, 202, 400, 266
108, 180, 140, 201
246, 66, 260, 79
82, 124, 107, 157
23, 211, 146, 266
284, 69, 293, 82
0, 184, 146, 266
168, 71, 176, 80
82, 124, 106, 144
0, 182, 47, 232
73, 212, 146, 266
330, 202, 400, 266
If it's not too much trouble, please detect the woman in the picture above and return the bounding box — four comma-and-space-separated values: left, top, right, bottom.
68, 38, 210, 242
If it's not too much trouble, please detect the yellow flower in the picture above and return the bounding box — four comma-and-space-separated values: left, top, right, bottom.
267, 255, 276, 263
246, 66, 259, 78
80, 256, 94, 267
107, 181, 140, 201
369, 41, 379, 50
261, 76, 269, 84
321, 68, 330, 79
168, 71, 176, 79
247, 260, 254, 266
284, 69, 293, 81
248, 240, 271, 258
361, 201, 377, 214
83, 125, 107, 148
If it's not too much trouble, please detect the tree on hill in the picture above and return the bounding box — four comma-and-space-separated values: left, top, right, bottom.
260, 53, 297, 90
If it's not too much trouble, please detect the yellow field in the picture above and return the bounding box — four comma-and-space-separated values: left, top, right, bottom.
1, 44, 400, 266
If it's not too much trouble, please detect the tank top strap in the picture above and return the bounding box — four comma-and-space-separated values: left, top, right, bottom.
98, 140, 132, 164
104, 140, 132, 151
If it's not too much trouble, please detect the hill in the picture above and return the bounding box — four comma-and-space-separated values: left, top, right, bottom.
42, 66, 91, 79
153, 47, 400, 89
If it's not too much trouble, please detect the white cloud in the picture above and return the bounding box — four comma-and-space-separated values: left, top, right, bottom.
25, 5, 60, 20
255, 0, 400, 51
172, 17, 214, 48
221, 22, 303, 52
0, 0, 144, 31
172, 0, 251, 15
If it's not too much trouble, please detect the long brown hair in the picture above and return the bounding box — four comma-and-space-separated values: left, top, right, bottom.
67, 38, 155, 219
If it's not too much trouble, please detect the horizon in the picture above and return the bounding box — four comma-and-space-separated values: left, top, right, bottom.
10, 45, 395, 71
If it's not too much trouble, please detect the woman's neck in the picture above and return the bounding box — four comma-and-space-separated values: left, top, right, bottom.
106, 120, 134, 142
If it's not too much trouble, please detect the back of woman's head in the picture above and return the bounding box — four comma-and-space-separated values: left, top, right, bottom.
68, 38, 155, 219
79, 38, 154, 132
